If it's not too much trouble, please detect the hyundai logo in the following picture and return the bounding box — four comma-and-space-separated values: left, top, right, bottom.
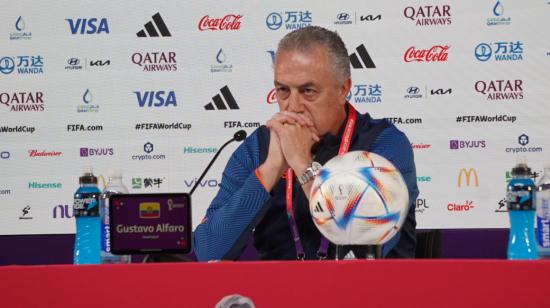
337, 13, 350, 21
407, 86, 420, 94
67, 58, 80, 66
0, 151, 9, 159
266, 12, 283, 30
475, 43, 492, 62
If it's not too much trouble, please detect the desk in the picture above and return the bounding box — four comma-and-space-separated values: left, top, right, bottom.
1, 260, 548, 308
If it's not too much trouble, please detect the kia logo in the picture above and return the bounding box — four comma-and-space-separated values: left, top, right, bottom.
67, 58, 80, 66
0, 151, 9, 159
407, 86, 420, 94
337, 13, 350, 21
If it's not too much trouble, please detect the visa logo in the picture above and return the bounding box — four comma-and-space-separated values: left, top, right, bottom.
134, 91, 177, 107
66, 18, 110, 34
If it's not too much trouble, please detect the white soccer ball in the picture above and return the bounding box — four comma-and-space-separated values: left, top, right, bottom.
309, 151, 409, 245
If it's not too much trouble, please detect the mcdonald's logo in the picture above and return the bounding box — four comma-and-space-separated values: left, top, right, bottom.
458, 168, 478, 187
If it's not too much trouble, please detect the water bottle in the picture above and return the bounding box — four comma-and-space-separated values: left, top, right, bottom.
73, 168, 101, 264
536, 163, 550, 258
100, 169, 131, 264
506, 158, 538, 260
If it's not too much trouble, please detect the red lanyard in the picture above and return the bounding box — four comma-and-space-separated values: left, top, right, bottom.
285, 103, 357, 259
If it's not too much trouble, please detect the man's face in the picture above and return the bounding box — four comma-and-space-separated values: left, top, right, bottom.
274, 46, 351, 136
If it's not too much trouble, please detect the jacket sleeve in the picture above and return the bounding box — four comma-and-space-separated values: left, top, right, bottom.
369, 125, 419, 258
193, 129, 271, 261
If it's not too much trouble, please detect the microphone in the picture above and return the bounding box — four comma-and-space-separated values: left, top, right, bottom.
189, 130, 247, 196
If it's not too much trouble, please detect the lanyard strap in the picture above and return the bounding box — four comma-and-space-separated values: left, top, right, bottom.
285, 103, 357, 260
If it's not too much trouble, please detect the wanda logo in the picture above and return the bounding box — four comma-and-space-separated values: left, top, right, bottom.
404, 45, 450, 62
198, 14, 242, 31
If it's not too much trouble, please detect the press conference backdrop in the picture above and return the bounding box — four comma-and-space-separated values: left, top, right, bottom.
1, 0, 549, 236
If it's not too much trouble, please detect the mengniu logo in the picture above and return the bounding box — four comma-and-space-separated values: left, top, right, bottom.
404, 46, 449, 62
266, 88, 277, 104
198, 14, 242, 31
0, 92, 44, 112
137, 13, 171, 37
487, 1, 511, 26
204, 86, 239, 110
0, 55, 44, 75
403, 5, 451, 26
132, 177, 165, 189
448, 200, 475, 212
475, 41, 523, 62
52, 204, 73, 219
66, 18, 109, 34
458, 168, 479, 187
134, 91, 177, 108
266, 11, 312, 31
211, 48, 233, 73
78, 89, 99, 112
349, 44, 375, 69
28, 149, 62, 158
10, 16, 32, 40
80, 147, 114, 157
474, 79, 523, 101
347, 84, 382, 103
131, 52, 177, 72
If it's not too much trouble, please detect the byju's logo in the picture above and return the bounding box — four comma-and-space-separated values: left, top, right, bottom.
334, 13, 352, 25
134, 91, 177, 107
19, 206, 32, 220
131, 51, 177, 72
137, 13, 171, 37
487, 1, 511, 26
52, 204, 73, 219
132, 177, 165, 189
211, 48, 233, 73
0, 92, 44, 112
0, 55, 44, 75
66, 18, 109, 34
474, 80, 523, 101
204, 86, 239, 110
404, 46, 449, 62
475, 41, 523, 62
347, 84, 382, 103
131, 142, 166, 161
518, 134, 529, 146
349, 44, 376, 69
458, 168, 479, 187
403, 5, 452, 26
10, 16, 32, 40
198, 14, 242, 31
77, 89, 99, 112
450, 140, 486, 150
80, 147, 114, 157
266, 11, 312, 31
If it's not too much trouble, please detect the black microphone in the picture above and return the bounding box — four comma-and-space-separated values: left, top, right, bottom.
189, 130, 247, 196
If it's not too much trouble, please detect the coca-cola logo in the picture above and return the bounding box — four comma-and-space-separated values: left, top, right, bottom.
28, 149, 62, 157
266, 88, 277, 104
198, 14, 242, 31
404, 45, 450, 62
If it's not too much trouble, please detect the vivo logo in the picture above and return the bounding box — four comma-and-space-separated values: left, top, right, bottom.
66, 18, 110, 34
134, 91, 177, 107
52, 204, 73, 219
183, 178, 220, 188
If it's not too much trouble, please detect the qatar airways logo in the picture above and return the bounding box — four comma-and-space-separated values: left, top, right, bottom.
403, 5, 451, 26
404, 45, 449, 62
198, 14, 242, 31
474, 80, 523, 101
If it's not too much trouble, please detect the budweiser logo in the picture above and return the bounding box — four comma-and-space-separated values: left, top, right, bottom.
28, 150, 62, 157
198, 14, 242, 31
404, 45, 450, 62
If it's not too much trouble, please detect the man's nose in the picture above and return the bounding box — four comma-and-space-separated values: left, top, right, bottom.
287, 90, 303, 112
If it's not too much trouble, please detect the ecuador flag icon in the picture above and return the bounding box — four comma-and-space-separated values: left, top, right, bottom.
139, 202, 160, 219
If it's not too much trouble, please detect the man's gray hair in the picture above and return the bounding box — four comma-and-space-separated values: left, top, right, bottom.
276, 26, 351, 84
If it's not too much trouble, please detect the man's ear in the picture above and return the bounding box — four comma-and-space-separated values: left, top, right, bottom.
339, 77, 352, 105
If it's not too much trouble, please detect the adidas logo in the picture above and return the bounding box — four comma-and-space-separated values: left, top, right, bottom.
204, 86, 239, 110
314, 202, 324, 213
137, 13, 172, 37
349, 44, 376, 69
344, 250, 356, 260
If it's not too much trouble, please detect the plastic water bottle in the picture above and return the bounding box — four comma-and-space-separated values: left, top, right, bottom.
506, 158, 538, 260
73, 168, 101, 264
536, 163, 550, 258
100, 169, 131, 264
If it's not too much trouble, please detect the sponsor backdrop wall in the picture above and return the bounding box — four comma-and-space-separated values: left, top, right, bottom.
1, 0, 549, 236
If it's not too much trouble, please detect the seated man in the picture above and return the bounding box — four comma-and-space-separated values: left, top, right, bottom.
194, 26, 419, 261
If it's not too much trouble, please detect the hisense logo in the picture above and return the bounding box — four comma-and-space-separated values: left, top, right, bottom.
28, 182, 62, 189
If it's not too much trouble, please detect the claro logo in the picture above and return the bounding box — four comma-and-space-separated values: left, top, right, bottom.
458, 168, 478, 187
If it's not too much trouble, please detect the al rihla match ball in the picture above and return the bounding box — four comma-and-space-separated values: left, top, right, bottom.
309, 151, 409, 245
